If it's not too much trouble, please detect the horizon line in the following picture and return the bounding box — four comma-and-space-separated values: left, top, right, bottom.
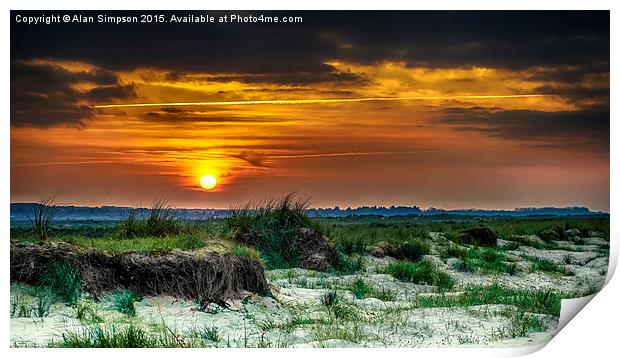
9, 202, 607, 214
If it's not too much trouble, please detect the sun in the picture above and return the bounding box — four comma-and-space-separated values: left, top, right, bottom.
199, 174, 217, 190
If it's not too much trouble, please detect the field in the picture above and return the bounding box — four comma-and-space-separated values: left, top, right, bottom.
9, 200, 610, 348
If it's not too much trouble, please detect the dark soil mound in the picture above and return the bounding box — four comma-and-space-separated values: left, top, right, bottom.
375, 241, 403, 259
459, 227, 498, 247
10, 242, 269, 302
233, 226, 337, 271
295, 227, 337, 271
538, 227, 569, 242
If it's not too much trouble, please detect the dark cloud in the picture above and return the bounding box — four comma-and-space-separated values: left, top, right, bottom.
10, 61, 136, 126
232, 151, 270, 167
10, 11, 609, 85
438, 106, 609, 150
140, 108, 290, 124
178, 69, 365, 85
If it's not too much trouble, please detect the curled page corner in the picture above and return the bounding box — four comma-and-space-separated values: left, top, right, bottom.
554, 232, 617, 337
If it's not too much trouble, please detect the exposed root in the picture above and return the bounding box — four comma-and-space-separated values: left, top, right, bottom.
10, 242, 269, 302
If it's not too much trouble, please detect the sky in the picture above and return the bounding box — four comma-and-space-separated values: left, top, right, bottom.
10, 11, 610, 210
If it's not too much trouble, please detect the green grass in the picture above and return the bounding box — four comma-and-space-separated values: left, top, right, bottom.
321, 293, 358, 320
62, 234, 207, 254
75, 298, 103, 323
330, 251, 365, 274
30, 196, 59, 241
231, 244, 262, 263
327, 216, 608, 248
443, 246, 517, 274
226, 193, 322, 270
348, 278, 395, 301
55, 324, 189, 348
105, 290, 143, 316
400, 240, 430, 262
415, 284, 562, 315
33, 287, 55, 317
527, 256, 575, 276
39, 260, 82, 305
193, 326, 220, 342
383, 260, 455, 290
321, 290, 339, 307
118, 200, 182, 239
504, 309, 547, 337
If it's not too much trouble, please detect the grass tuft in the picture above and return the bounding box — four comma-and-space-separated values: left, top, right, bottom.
105, 290, 143, 316
231, 244, 263, 263
226, 193, 319, 269
383, 260, 455, 290
39, 260, 82, 305
56, 324, 188, 348
416, 283, 562, 315
118, 199, 181, 239
400, 240, 430, 262
30, 196, 59, 241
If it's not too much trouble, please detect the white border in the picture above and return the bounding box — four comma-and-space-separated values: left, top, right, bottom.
2, 1, 616, 357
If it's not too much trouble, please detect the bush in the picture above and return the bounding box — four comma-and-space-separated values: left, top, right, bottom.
399, 240, 430, 262
384, 260, 454, 289
39, 260, 82, 305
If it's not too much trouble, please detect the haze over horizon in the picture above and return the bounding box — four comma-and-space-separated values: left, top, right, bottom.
11, 11, 610, 211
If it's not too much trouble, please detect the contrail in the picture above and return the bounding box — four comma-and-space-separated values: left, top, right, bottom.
92, 94, 548, 109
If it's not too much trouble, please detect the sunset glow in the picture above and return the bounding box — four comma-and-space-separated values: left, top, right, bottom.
10, 11, 609, 211
92, 94, 550, 109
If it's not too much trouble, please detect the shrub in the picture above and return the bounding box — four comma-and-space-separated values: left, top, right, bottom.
384, 260, 455, 289
39, 260, 82, 305
400, 240, 430, 262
